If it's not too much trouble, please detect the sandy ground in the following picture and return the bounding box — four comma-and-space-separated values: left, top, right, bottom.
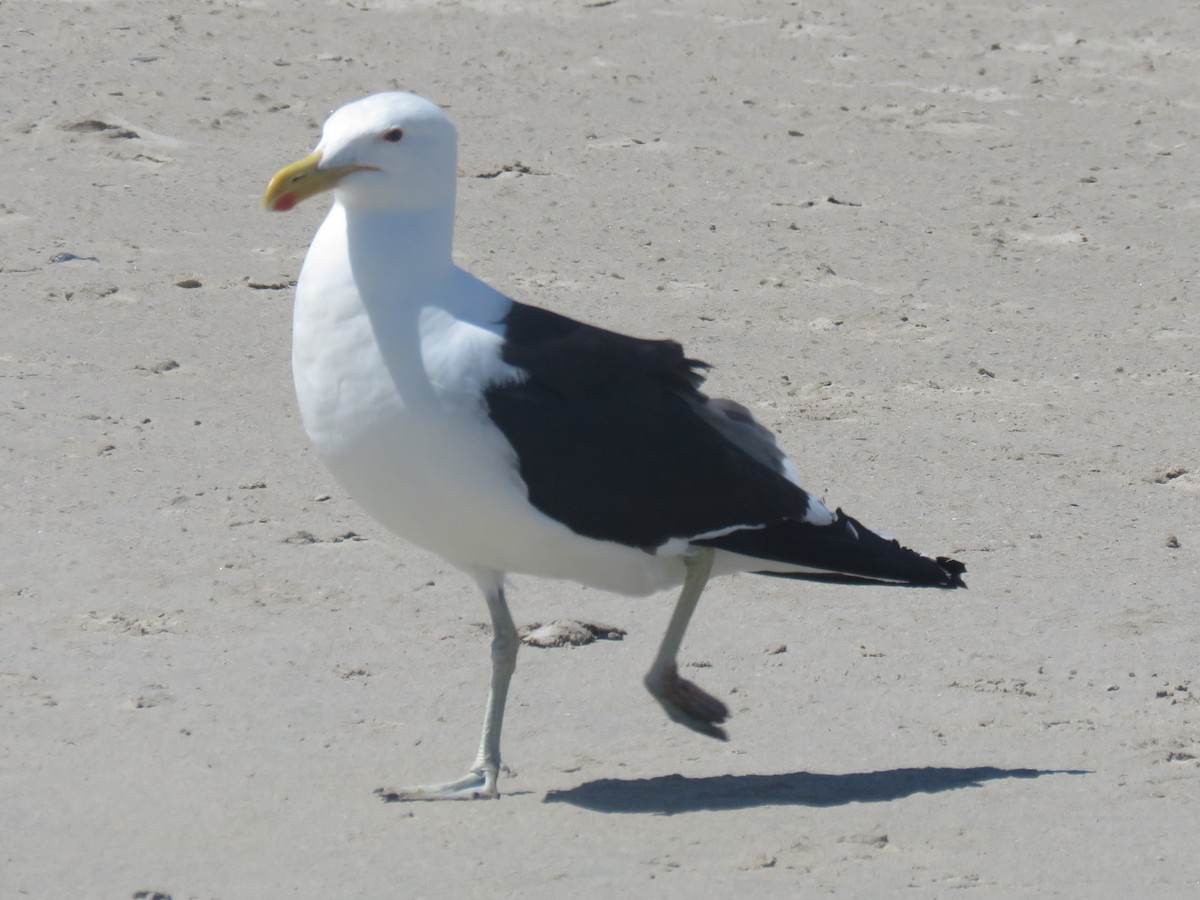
3, 0, 1198, 896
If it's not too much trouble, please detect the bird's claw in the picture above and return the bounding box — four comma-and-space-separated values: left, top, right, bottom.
375, 767, 499, 801
646, 663, 730, 741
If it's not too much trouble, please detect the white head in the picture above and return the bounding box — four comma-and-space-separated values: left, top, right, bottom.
264, 92, 458, 214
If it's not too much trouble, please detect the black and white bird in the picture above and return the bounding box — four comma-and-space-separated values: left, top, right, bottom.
263, 92, 965, 801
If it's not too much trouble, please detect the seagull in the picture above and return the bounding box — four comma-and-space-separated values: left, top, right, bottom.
263, 92, 966, 801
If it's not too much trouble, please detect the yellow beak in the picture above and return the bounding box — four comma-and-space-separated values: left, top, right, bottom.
263, 151, 377, 212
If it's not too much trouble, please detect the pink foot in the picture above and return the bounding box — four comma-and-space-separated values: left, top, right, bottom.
646, 663, 730, 740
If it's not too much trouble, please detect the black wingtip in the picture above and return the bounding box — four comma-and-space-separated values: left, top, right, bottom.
715, 508, 967, 589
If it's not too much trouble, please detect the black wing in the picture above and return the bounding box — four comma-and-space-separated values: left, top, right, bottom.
485, 302, 809, 551
485, 302, 965, 588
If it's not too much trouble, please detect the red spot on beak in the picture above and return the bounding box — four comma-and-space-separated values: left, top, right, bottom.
272, 193, 297, 212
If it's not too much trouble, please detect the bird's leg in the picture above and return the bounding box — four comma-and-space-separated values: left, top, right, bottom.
376, 576, 519, 801
643, 547, 729, 740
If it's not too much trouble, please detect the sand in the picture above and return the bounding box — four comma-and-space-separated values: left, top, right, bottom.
2, 0, 1197, 896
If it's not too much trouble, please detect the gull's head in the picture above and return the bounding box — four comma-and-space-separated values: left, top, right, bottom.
264, 92, 457, 214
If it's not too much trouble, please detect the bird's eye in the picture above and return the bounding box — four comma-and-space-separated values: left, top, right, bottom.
382, 128, 404, 143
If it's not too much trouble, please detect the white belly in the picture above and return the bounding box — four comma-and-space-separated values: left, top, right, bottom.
290, 227, 684, 596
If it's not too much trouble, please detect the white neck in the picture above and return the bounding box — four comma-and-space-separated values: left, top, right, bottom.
341, 201, 457, 304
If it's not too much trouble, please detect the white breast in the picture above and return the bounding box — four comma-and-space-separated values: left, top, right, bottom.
290, 206, 685, 596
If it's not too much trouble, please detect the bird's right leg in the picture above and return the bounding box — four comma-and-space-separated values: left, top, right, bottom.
643, 547, 729, 740
376, 571, 518, 801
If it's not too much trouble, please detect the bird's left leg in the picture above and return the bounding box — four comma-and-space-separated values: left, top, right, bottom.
377, 570, 518, 800
643, 547, 729, 740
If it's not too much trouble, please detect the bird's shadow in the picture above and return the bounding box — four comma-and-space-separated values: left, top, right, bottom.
543, 765, 1088, 814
